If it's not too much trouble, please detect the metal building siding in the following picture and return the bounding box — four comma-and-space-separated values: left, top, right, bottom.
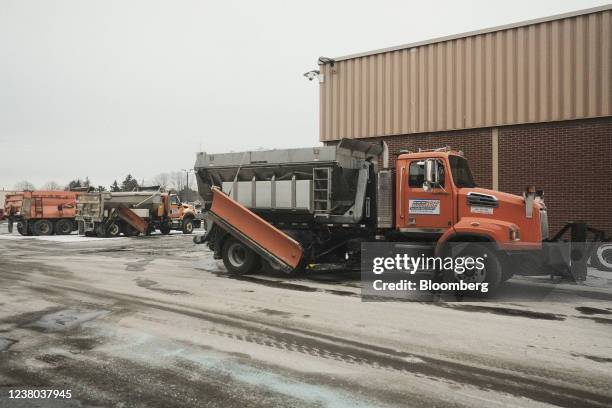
319, 9, 612, 141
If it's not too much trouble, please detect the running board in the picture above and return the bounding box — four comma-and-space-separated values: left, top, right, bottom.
207, 187, 304, 273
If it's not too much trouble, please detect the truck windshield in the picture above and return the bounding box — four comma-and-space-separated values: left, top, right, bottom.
449, 156, 477, 188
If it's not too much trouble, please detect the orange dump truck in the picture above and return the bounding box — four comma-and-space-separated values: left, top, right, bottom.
193, 139, 607, 294
4, 191, 78, 236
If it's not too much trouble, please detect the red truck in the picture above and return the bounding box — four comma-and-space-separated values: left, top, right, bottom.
4, 191, 78, 236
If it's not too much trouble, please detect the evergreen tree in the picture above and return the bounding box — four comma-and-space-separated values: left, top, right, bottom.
110, 180, 120, 192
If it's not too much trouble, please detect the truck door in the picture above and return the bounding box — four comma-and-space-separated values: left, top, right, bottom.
169, 194, 181, 220
397, 159, 453, 232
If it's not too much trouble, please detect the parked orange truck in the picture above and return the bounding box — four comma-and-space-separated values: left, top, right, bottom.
193, 139, 608, 294
4, 191, 78, 235
75, 190, 199, 237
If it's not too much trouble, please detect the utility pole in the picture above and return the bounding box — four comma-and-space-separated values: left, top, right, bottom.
181, 169, 194, 201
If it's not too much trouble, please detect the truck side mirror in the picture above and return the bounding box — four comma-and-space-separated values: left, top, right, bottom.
424, 159, 439, 190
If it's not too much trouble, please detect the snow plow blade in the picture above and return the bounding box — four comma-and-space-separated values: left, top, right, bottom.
116, 205, 148, 233
206, 187, 304, 273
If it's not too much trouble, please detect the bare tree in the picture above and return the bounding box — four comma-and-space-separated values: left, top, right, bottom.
42, 181, 61, 190
153, 172, 171, 190
14, 181, 35, 191
169, 171, 185, 192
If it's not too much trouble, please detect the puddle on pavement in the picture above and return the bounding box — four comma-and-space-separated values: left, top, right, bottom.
575, 306, 612, 316
101, 328, 385, 408
0, 337, 16, 351
134, 278, 191, 296
28, 309, 110, 332
437, 304, 566, 321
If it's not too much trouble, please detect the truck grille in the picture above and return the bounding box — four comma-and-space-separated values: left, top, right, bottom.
467, 192, 499, 208
540, 208, 549, 240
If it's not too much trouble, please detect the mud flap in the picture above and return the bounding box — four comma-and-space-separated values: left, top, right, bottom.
7, 219, 13, 233
206, 187, 304, 273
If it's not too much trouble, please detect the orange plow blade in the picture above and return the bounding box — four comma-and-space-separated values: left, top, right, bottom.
117, 206, 148, 233
207, 187, 304, 272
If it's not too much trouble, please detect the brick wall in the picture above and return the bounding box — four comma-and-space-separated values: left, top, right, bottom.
499, 117, 612, 237
325, 116, 612, 237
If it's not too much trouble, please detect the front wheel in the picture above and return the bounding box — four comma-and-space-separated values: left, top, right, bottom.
182, 218, 194, 234
222, 237, 260, 275
450, 243, 502, 296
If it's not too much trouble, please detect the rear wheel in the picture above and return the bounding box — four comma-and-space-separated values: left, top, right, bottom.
160, 222, 171, 235
182, 217, 194, 234
33, 219, 54, 236
16, 221, 30, 236
222, 237, 260, 275
106, 222, 121, 238
55, 219, 73, 235
123, 224, 140, 237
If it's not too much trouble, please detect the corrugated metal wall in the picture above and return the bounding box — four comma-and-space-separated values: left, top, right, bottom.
319, 8, 612, 141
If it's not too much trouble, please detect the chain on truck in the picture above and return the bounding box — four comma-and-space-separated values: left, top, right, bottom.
191, 139, 610, 294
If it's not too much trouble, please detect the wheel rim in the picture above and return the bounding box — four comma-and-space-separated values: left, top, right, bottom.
227, 242, 247, 267
597, 245, 612, 269
39, 222, 50, 234
185, 222, 193, 232
108, 224, 120, 236
456, 264, 486, 284
17, 223, 24, 233
60, 222, 71, 234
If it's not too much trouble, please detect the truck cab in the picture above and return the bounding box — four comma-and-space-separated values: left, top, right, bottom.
395, 149, 548, 253
163, 193, 199, 234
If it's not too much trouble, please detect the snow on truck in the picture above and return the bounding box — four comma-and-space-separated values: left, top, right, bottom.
75, 190, 199, 237
4, 191, 78, 236
193, 139, 608, 294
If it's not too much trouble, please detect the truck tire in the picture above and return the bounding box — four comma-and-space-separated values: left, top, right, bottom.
222, 237, 260, 275
592, 243, 612, 272
55, 219, 73, 235
452, 244, 502, 295
160, 223, 171, 235
96, 224, 107, 238
123, 224, 140, 237
106, 222, 121, 238
33, 219, 54, 236
17, 222, 28, 236
182, 217, 194, 234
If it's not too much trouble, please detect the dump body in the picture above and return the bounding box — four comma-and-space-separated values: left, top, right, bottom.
4, 191, 77, 221
195, 139, 384, 225
4, 191, 78, 235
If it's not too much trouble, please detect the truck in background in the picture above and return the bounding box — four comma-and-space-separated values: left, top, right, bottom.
193, 139, 607, 294
4, 191, 78, 236
75, 190, 199, 237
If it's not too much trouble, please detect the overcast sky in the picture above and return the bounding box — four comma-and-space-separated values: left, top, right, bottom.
0, 0, 608, 190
